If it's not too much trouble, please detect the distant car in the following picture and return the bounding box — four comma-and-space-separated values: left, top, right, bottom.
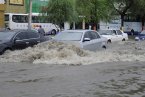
0, 29, 50, 55
98, 30, 128, 43
53, 30, 107, 51
135, 30, 145, 41
124, 31, 139, 35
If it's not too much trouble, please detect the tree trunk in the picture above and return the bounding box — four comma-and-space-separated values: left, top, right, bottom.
82, 18, 85, 29
121, 14, 124, 27
141, 16, 145, 30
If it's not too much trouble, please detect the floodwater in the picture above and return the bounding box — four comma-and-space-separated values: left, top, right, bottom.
0, 41, 145, 97
0, 62, 145, 97
0, 41, 145, 65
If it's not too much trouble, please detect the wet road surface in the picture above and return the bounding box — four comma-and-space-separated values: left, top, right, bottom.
0, 61, 145, 97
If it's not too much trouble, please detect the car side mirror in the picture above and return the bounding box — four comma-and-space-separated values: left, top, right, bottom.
83, 38, 91, 42
14, 37, 21, 43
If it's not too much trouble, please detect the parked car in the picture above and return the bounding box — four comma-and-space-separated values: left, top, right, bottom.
98, 30, 128, 43
53, 30, 107, 51
124, 31, 140, 35
135, 30, 145, 41
0, 29, 50, 55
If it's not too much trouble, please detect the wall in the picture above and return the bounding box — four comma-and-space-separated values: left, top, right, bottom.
5, 0, 25, 13
0, 4, 6, 28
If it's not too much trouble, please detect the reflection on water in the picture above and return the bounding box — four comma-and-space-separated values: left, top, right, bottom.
91, 66, 145, 97
0, 62, 145, 97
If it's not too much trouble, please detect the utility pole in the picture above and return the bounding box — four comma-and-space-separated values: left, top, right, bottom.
28, 0, 32, 30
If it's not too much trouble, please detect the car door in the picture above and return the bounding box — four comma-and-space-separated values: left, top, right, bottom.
82, 31, 102, 51
116, 30, 124, 41
27, 30, 41, 46
111, 30, 119, 42
12, 31, 29, 50
91, 31, 103, 50
82, 31, 93, 50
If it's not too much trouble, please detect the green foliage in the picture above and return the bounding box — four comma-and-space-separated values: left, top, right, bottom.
76, 0, 113, 23
41, 0, 114, 26
130, 0, 145, 17
42, 0, 77, 26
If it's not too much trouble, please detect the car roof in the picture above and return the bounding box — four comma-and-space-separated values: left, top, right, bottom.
62, 29, 96, 33
0, 29, 37, 32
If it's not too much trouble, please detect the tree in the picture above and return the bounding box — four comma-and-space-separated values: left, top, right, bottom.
75, 0, 112, 30
108, 0, 135, 27
41, 0, 113, 30
89, 0, 112, 30
129, 0, 145, 30
41, 0, 77, 29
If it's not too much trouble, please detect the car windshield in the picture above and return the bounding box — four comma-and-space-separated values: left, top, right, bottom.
141, 30, 145, 34
54, 31, 83, 41
98, 30, 113, 35
0, 31, 16, 41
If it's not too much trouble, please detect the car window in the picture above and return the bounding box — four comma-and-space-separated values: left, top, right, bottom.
92, 31, 101, 39
117, 30, 123, 35
0, 31, 16, 40
83, 31, 99, 40
27, 30, 40, 39
99, 30, 113, 35
54, 31, 82, 41
84, 32, 91, 38
141, 30, 145, 34
84, 32, 91, 39
113, 30, 117, 35
90, 31, 97, 39
15, 31, 28, 40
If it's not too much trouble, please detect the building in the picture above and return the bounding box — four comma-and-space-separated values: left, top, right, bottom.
0, 4, 6, 28
25, 0, 49, 13
0, 0, 26, 28
5, 0, 26, 13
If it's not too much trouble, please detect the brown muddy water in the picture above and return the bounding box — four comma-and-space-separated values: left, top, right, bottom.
0, 41, 145, 97
0, 62, 145, 97
0, 41, 145, 65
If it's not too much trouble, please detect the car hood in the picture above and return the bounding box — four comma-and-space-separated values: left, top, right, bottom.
139, 34, 145, 36
101, 35, 112, 39
0, 40, 7, 44
0, 40, 8, 44
52, 40, 81, 48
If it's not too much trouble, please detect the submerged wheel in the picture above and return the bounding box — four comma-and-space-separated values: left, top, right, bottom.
51, 29, 56, 35
122, 38, 125, 41
0, 48, 11, 55
107, 39, 111, 43
102, 45, 106, 49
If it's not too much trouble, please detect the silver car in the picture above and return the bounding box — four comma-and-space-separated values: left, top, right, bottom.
98, 30, 128, 43
53, 30, 107, 51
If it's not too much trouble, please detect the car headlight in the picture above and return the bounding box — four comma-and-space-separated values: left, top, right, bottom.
135, 36, 139, 41
141, 37, 145, 40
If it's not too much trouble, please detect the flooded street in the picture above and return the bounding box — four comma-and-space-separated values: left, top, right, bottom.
0, 62, 145, 97
0, 41, 145, 97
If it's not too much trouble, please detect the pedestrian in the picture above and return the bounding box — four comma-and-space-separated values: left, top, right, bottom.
38, 25, 45, 36
131, 29, 134, 36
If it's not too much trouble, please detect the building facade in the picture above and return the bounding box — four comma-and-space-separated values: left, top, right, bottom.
25, 0, 49, 13
0, 4, 6, 28
0, 0, 26, 28
5, 0, 26, 13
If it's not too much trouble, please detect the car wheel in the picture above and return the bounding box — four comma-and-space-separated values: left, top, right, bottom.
107, 39, 111, 43
122, 38, 125, 41
0, 48, 11, 55
51, 29, 56, 35
102, 45, 106, 49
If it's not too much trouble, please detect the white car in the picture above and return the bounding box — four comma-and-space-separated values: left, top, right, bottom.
53, 30, 107, 51
98, 30, 128, 43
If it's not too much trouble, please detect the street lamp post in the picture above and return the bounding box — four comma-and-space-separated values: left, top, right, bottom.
28, 0, 32, 30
